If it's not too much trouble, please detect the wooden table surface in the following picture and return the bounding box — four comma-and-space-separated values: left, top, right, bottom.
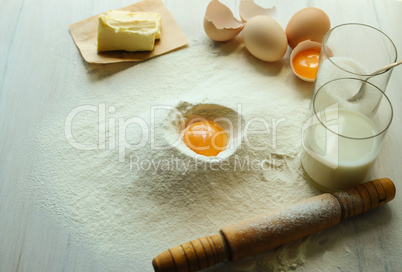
1, 0, 401, 271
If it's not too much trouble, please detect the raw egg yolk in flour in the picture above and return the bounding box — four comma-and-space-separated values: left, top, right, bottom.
292, 48, 320, 80
182, 120, 229, 157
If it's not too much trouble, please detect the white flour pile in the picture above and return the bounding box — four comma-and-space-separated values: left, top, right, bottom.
24, 35, 332, 272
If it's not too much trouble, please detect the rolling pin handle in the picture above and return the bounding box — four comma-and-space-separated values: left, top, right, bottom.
332, 178, 396, 219
152, 234, 227, 272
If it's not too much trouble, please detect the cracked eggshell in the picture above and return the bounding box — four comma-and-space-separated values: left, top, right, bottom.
290, 40, 333, 82
290, 40, 322, 82
239, 0, 276, 22
286, 7, 331, 49
204, 0, 245, 42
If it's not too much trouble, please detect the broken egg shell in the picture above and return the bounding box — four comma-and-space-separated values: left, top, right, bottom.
204, 0, 245, 42
239, 0, 276, 22
290, 40, 322, 82
204, 18, 244, 42
290, 40, 333, 82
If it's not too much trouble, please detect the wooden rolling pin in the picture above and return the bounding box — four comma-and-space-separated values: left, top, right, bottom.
152, 178, 396, 272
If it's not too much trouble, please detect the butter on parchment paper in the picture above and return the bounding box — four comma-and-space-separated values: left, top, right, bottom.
97, 10, 161, 52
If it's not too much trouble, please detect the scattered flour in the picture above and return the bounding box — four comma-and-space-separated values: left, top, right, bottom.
25, 35, 325, 271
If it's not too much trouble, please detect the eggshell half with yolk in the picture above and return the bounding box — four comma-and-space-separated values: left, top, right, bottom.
290, 40, 333, 82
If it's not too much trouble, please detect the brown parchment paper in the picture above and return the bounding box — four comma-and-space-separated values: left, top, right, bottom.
69, 0, 189, 64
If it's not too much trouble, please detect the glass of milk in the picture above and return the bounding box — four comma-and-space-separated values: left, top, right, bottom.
316, 23, 397, 93
301, 78, 393, 191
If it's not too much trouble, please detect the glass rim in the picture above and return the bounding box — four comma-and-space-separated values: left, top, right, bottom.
322, 23, 398, 77
313, 77, 394, 140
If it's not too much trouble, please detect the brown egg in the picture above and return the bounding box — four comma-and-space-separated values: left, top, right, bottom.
243, 15, 288, 62
285, 7, 330, 49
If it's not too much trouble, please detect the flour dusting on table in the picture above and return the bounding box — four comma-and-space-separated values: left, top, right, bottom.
25, 35, 326, 271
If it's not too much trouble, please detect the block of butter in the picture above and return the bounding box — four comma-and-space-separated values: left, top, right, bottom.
97, 10, 161, 52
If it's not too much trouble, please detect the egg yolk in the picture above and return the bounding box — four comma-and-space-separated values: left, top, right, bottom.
182, 120, 229, 157
292, 48, 320, 80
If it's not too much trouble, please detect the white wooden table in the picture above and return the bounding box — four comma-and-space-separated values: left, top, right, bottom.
1, 0, 401, 271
